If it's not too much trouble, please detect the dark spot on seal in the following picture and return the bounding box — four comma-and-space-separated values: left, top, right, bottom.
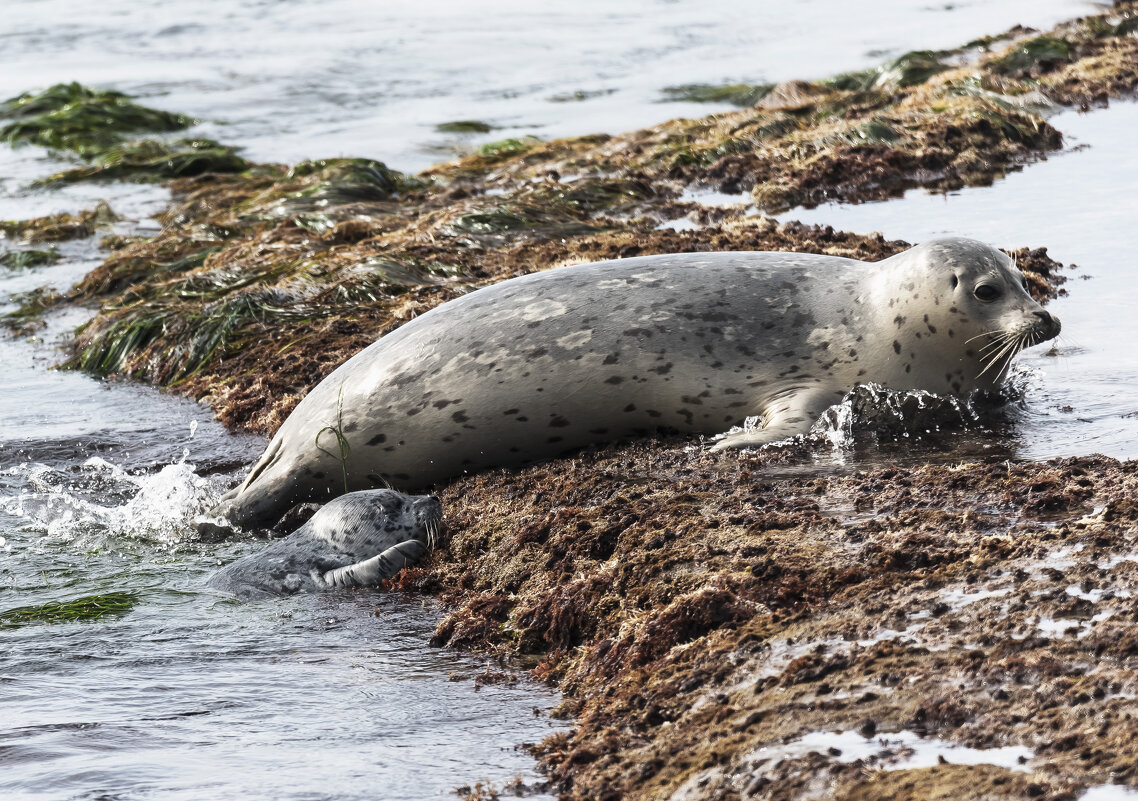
516, 416, 529, 422
452, 411, 469, 423
892, 340, 901, 354
905, 364, 911, 373
624, 404, 637, 412
529, 347, 549, 358
650, 363, 673, 375
547, 436, 563, 444
894, 315, 906, 328
343, 422, 358, 433
603, 353, 619, 365
313, 472, 325, 480
549, 416, 570, 428
503, 409, 518, 415
367, 434, 387, 446
432, 399, 460, 409
623, 328, 653, 338
605, 376, 624, 385
952, 381, 962, 393
681, 395, 703, 405
646, 410, 662, 418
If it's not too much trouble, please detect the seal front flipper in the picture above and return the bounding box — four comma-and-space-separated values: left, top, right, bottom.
710, 390, 833, 451
317, 539, 430, 588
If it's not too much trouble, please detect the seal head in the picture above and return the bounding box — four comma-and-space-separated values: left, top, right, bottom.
207, 489, 442, 599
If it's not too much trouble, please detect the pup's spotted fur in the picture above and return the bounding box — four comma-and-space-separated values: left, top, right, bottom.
207, 490, 441, 599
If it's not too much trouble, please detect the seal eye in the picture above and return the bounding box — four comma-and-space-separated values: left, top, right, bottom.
950, 275, 959, 289
974, 284, 1000, 303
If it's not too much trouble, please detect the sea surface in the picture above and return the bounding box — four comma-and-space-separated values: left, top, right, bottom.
0, 1, 1118, 799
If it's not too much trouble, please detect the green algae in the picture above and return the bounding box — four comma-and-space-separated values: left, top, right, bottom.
0, 591, 139, 626
838, 118, 901, 146
38, 138, 247, 185
72, 286, 318, 381
448, 178, 653, 240
990, 36, 1073, 75
660, 83, 775, 107
0, 203, 115, 243
1, 82, 193, 157
277, 158, 421, 213
825, 50, 951, 92
875, 50, 952, 89
3, 286, 63, 328
436, 120, 496, 134
0, 248, 59, 270
477, 136, 542, 160
547, 89, 616, 103
823, 68, 880, 92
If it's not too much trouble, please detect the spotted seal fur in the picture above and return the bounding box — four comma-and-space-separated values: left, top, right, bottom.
206, 490, 441, 599
211, 237, 1060, 529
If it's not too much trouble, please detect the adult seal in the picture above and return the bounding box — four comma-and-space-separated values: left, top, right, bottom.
212, 237, 1060, 529
207, 489, 442, 599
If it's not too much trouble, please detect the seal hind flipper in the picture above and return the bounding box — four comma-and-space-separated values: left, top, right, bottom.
711, 389, 834, 451
317, 539, 430, 588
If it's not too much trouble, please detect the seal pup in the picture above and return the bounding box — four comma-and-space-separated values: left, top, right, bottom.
212, 237, 1060, 529
207, 489, 441, 600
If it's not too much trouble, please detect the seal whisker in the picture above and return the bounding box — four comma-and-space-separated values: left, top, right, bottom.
966, 329, 1010, 345
978, 332, 1026, 379
979, 333, 1018, 357
978, 333, 1014, 354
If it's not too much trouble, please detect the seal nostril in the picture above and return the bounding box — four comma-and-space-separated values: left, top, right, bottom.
1033, 311, 1052, 324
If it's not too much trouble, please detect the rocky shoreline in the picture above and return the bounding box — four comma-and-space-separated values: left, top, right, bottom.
4, 3, 1138, 799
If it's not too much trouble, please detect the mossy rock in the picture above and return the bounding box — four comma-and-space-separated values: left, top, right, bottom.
1, 82, 193, 157
39, 138, 247, 184
436, 120, 495, 134
990, 36, 1073, 76
0, 248, 59, 269
826, 50, 950, 92
477, 136, 542, 161
660, 83, 775, 107
286, 157, 419, 204
875, 50, 952, 89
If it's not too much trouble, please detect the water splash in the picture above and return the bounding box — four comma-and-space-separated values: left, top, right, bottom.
812, 382, 989, 452
3, 456, 226, 548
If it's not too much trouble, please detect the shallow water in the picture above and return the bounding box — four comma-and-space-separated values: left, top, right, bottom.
0, 0, 1093, 171
0, 0, 1122, 798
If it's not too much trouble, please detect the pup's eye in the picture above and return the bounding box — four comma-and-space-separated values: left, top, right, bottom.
950, 275, 959, 289
974, 285, 1001, 302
